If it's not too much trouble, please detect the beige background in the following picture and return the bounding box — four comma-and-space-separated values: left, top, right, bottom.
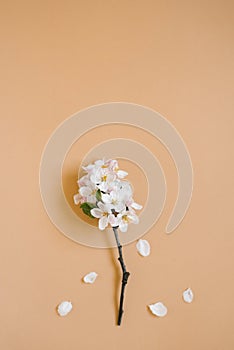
1, 1, 234, 349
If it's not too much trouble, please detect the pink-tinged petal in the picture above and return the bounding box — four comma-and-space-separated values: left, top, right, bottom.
117, 170, 128, 178
108, 214, 121, 227
99, 216, 108, 230
101, 193, 112, 204
73, 193, 81, 205
90, 208, 103, 218
90, 174, 98, 184
106, 173, 116, 183
131, 202, 143, 210
82, 164, 94, 173
119, 221, 128, 232
78, 175, 89, 186
95, 159, 104, 167
79, 186, 92, 197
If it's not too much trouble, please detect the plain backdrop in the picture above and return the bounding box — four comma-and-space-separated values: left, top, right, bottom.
1, 1, 234, 349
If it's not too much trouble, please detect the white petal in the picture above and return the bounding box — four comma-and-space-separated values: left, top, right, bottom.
98, 182, 108, 192
108, 214, 117, 226
82, 164, 94, 173
107, 173, 116, 183
148, 302, 167, 317
128, 213, 139, 224
99, 216, 108, 230
73, 193, 81, 205
90, 174, 97, 184
101, 193, 112, 203
90, 208, 103, 218
79, 186, 92, 197
78, 175, 89, 186
114, 202, 126, 213
136, 239, 150, 257
98, 202, 112, 213
117, 170, 128, 178
97, 202, 107, 212
95, 159, 104, 167
83, 272, 98, 284
87, 194, 97, 204
183, 288, 194, 303
131, 202, 143, 210
119, 221, 128, 232
57, 301, 73, 317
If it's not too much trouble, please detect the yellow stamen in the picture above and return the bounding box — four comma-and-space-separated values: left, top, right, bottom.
123, 215, 129, 222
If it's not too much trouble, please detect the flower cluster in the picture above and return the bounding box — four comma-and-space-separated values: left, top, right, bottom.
73, 159, 142, 232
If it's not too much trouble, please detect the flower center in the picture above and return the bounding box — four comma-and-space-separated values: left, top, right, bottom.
122, 215, 129, 222
101, 175, 107, 182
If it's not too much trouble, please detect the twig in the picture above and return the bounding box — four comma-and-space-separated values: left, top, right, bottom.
112, 226, 130, 326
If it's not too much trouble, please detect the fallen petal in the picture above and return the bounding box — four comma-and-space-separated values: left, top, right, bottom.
148, 302, 167, 317
57, 301, 73, 317
183, 288, 194, 303
136, 239, 150, 257
83, 272, 98, 284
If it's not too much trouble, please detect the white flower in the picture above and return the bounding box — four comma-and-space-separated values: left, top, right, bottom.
108, 181, 133, 203
90, 167, 116, 192
116, 209, 139, 232
79, 180, 97, 204
101, 190, 126, 213
75, 159, 143, 232
90, 202, 112, 230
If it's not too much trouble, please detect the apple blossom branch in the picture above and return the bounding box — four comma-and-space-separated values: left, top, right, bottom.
74, 158, 142, 326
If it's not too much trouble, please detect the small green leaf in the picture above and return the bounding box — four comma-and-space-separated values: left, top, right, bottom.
96, 189, 102, 202
80, 202, 96, 218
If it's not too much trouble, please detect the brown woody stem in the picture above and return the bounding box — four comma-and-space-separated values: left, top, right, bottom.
112, 226, 130, 326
